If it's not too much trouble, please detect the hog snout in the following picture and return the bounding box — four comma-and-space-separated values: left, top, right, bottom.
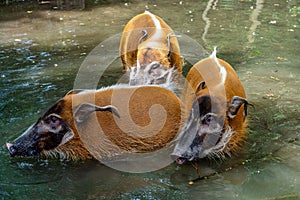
170, 153, 189, 165
6, 143, 17, 156
171, 151, 196, 165
6, 141, 40, 157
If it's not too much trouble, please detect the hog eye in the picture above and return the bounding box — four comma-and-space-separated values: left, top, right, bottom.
150, 63, 160, 70
206, 115, 212, 123
44, 115, 61, 125
50, 115, 59, 123
204, 114, 215, 124
200, 82, 206, 90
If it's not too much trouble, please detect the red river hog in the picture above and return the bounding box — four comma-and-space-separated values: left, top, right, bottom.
7, 85, 184, 160
120, 11, 182, 85
172, 48, 250, 164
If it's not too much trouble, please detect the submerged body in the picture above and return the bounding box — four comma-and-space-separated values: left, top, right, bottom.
172, 49, 250, 163
7, 85, 183, 160
120, 11, 182, 85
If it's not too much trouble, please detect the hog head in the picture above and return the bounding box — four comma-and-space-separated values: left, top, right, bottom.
127, 28, 181, 86
171, 81, 249, 164
6, 91, 119, 160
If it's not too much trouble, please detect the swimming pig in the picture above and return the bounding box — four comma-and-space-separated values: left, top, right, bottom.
7, 85, 183, 160
172, 49, 250, 164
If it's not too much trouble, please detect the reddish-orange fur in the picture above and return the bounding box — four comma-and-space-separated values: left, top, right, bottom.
44, 85, 184, 160
182, 56, 247, 155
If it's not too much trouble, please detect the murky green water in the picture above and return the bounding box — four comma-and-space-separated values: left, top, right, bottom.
1, 0, 299, 199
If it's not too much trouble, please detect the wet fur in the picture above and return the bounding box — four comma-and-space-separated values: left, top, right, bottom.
31, 85, 183, 160
180, 54, 248, 158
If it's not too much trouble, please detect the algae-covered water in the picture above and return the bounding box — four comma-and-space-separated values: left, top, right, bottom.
0, 0, 299, 199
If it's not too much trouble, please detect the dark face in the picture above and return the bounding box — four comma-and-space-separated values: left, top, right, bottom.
172, 95, 227, 164
6, 102, 74, 157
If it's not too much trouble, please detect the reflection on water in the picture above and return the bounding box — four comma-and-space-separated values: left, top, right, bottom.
247, 0, 264, 43
201, 0, 216, 44
0, 0, 299, 199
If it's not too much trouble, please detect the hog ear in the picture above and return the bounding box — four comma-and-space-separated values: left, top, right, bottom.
138, 29, 148, 44
167, 33, 181, 65
228, 96, 250, 119
74, 103, 120, 124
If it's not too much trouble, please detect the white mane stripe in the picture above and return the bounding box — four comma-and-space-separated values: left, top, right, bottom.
210, 47, 227, 84
144, 11, 162, 40
72, 84, 175, 95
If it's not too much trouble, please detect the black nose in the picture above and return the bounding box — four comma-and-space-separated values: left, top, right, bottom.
170, 153, 188, 165
176, 157, 188, 165
6, 143, 17, 156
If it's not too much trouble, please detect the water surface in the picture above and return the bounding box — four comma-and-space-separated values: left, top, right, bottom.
0, 0, 299, 199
